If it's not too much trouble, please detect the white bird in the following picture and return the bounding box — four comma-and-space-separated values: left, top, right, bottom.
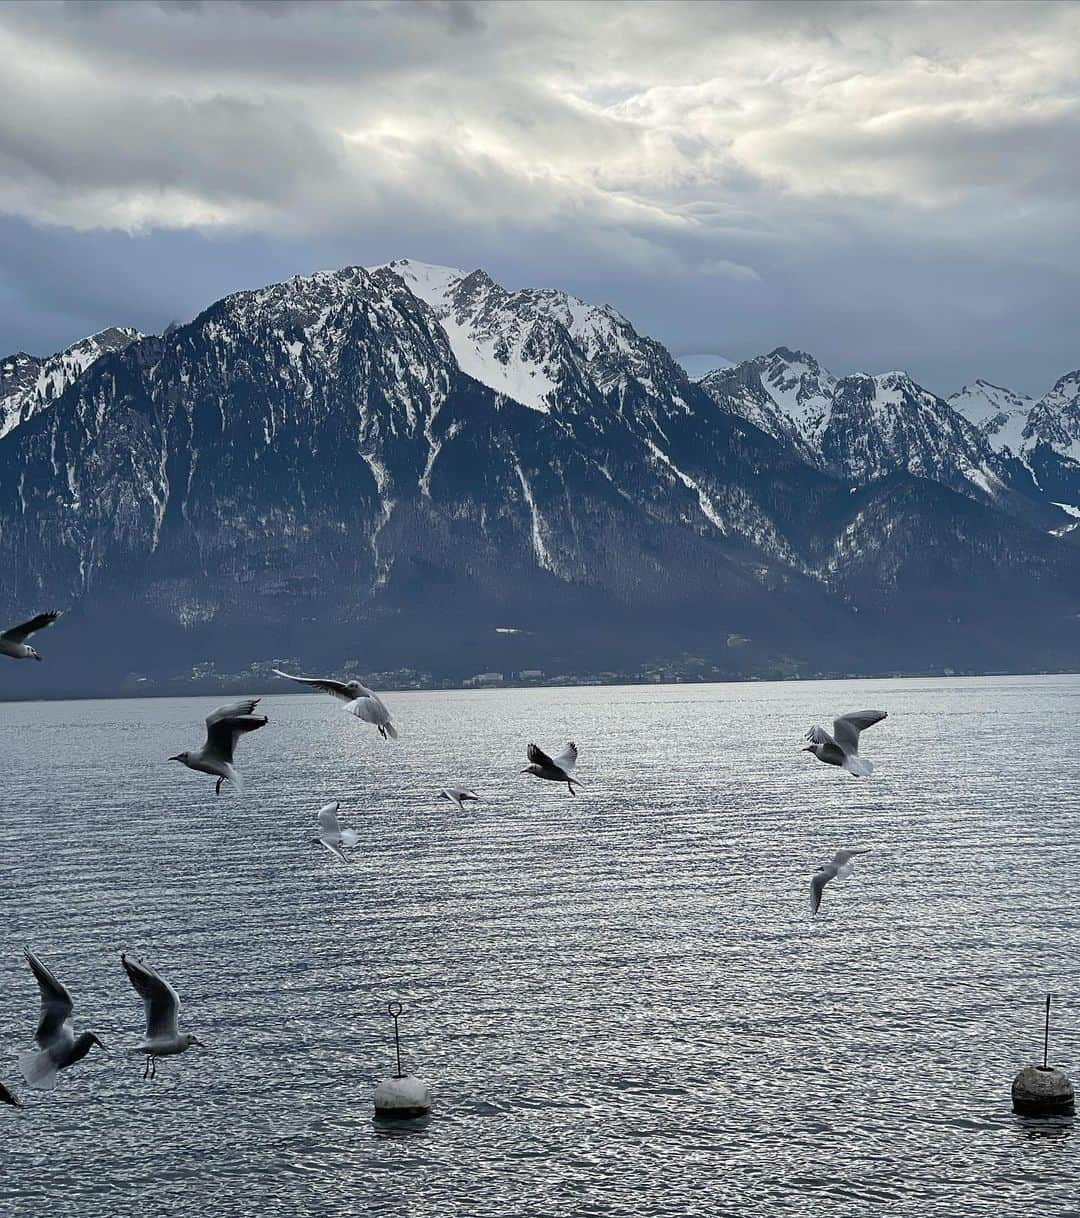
169, 698, 268, 794
0, 611, 60, 661
314, 801, 360, 864
273, 669, 398, 739
803, 710, 887, 776
810, 848, 871, 915
19, 950, 105, 1090
121, 954, 203, 1079
522, 741, 580, 794
440, 786, 480, 812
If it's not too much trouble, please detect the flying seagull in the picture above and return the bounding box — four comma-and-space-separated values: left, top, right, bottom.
0, 1079, 21, 1108
314, 801, 360, 863
440, 786, 481, 812
19, 950, 105, 1090
169, 699, 268, 794
810, 848, 871, 915
121, 954, 203, 1079
273, 669, 398, 739
523, 742, 580, 794
0, 611, 60, 661
803, 710, 887, 776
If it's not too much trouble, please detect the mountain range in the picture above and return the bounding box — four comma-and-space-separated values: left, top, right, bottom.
0, 260, 1077, 697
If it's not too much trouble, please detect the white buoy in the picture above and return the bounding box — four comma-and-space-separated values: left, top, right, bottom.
373, 1001, 433, 1119
1012, 994, 1075, 1117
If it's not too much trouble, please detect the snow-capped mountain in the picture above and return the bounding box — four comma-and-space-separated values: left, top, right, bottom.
0, 326, 142, 439
381, 258, 696, 426
947, 372, 1080, 507
699, 348, 1053, 519
948, 379, 1034, 454
0, 263, 1077, 694
1027, 371, 1080, 460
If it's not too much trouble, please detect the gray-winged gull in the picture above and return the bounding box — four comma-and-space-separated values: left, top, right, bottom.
19, 949, 105, 1090
315, 801, 360, 864
121, 954, 203, 1078
440, 786, 481, 812
170, 698, 268, 794
810, 848, 871, 914
803, 710, 887, 776
273, 669, 398, 739
0, 611, 60, 661
523, 742, 580, 795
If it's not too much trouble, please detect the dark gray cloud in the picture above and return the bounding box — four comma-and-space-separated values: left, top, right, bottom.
1, 0, 1078, 396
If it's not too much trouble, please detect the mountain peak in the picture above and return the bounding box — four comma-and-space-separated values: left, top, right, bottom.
1, 325, 143, 439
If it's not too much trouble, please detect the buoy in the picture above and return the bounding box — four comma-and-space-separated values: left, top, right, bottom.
1011, 994, 1075, 1117
373, 1001, 433, 1119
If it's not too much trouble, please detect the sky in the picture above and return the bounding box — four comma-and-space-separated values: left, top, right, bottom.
1, 0, 1078, 396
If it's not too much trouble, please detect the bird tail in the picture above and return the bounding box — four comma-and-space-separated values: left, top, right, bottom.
842, 754, 873, 777
18, 1050, 58, 1091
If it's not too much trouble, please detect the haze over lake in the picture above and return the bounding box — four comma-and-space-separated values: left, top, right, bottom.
1, 676, 1076, 1216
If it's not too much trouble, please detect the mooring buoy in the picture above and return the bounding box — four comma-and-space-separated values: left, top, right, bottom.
373, 1000, 433, 1119
1011, 994, 1075, 1117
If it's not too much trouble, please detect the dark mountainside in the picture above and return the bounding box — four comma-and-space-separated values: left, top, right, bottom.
0, 262, 1077, 698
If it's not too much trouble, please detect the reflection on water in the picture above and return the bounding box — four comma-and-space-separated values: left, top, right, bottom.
0, 675, 1076, 1215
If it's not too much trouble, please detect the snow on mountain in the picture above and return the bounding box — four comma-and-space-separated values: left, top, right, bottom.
700, 350, 1016, 506
948, 379, 1034, 454
379, 258, 694, 421
1027, 371, 1080, 460
0, 326, 142, 439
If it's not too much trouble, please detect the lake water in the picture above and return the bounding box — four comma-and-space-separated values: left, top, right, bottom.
0, 676, 1076, 1216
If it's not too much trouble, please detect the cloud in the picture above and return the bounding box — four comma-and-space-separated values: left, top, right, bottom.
0, 0, 1078, 395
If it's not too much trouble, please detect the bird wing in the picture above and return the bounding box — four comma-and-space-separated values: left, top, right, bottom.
317, 802, 342, 834
810, 867, 834, 914
552, 742, 578, 773
804, 725, 833, 747
0, 1080, 21, 1108
320, 839, 351, 865
833, 848, 871, 865
527, 743, 555, 768
272, 670, 356, 701
833, 710, 887, 753
205, 701, 268, 761
24, 950, 74, 1048
2, 612, 60, 643
121, 955, 180, 1040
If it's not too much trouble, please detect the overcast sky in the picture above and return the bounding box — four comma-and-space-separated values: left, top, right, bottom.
1, 0, 1077, 394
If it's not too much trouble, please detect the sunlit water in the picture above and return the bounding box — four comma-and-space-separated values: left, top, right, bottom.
0, 676, 1076, 1216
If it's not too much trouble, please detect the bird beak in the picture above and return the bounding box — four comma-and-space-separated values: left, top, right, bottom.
192, 1038, 206, 1048
520, 767, 530, 773
33, 654, 42, 662
168, 754, 183, 762
801, 745, 813, 752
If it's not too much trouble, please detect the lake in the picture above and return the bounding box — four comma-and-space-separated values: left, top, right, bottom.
0, 676, 1076, 1216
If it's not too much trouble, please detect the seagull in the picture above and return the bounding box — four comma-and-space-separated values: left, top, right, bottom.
121, 954, 203, 1079
169, 698, 268, 794
440, 786, 480, 812
314, 801, 360, 863
522, 742, 580, 794
0, 1079, 21, 1108
19, 950, 105, 1090
810, 848, 871, 915
803, 710, 887, 776
273, 669, 398, 739
0, 611, 60, 661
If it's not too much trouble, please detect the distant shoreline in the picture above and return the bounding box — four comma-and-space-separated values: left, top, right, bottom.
2, 667, 1078, 705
